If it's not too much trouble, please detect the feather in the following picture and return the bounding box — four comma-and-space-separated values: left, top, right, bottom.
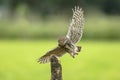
66, 6, 84, 44
38, 46, 66, 63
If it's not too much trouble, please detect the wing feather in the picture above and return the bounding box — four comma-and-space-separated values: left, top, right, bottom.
66, 6, 84, 44
38, 46, 66, 63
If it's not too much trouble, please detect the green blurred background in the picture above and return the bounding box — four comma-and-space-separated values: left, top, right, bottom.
0, 0, 120, 80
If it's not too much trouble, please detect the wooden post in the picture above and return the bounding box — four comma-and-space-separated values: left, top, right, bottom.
50, 56, 62, 80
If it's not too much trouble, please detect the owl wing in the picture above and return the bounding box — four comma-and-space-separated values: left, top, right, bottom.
66, 6, 84, 44
38, 46, 66, 63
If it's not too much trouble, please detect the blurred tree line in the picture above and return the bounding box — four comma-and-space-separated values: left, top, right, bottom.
0, 0, 120, 40
0, 0, 120, 16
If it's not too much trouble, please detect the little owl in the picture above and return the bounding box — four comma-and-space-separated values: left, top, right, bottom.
38, 6, 84, 63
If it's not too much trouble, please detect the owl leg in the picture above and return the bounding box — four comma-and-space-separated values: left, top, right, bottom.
67, 52, 75, 58
70, 52, 75, 58
68, 46, 81, 57
65, 44, 81, 58
77, 46, 81, 52
74, 46, 82, 55
64, 47, 75, 58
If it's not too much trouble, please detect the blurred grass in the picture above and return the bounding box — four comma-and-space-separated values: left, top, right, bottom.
0, 40, 120, 80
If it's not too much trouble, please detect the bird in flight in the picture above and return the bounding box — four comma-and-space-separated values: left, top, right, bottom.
38, 6, 84, 63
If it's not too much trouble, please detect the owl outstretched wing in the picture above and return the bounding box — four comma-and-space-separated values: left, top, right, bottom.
38, 46, 66, 63
66, 6, 84, 44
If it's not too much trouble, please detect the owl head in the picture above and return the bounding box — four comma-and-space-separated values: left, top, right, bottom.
58, 36, 70, 46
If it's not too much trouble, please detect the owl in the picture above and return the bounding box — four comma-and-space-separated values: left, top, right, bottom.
38, 6, 84, 63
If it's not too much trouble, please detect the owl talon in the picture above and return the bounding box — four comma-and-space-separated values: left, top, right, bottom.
73, 52, 78, 55
72, 55, 75, 58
